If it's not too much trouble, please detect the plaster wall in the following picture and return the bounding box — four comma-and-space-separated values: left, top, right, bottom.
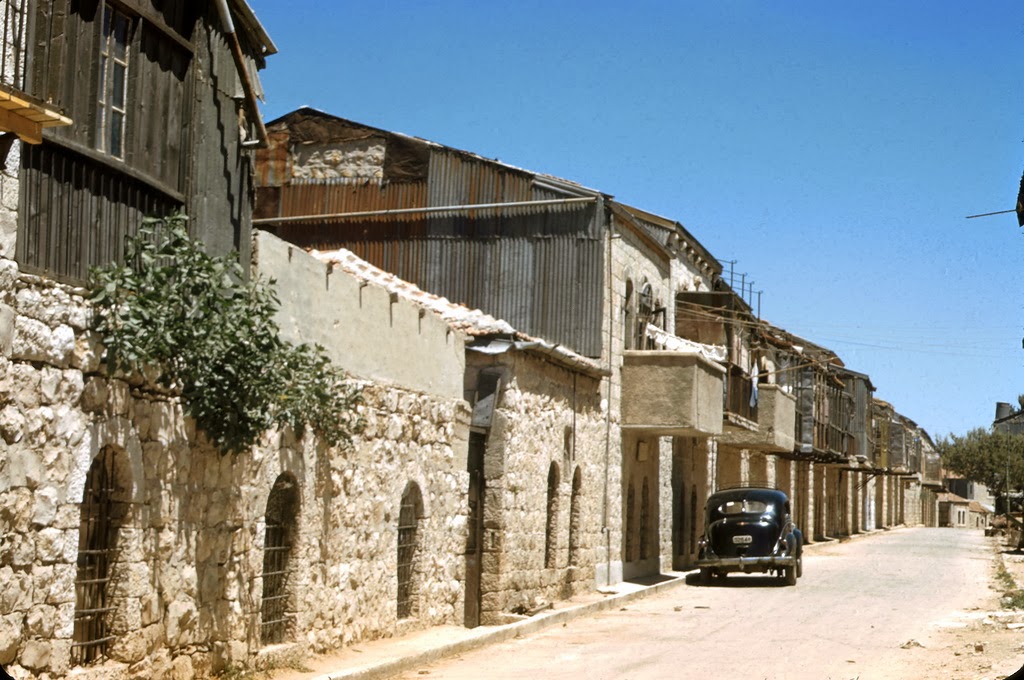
253, 230, 464, 401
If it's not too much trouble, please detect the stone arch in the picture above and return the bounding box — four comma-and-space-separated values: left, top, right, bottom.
261, 472, 301, 645
568, 466, 583, 567
545, 461, 560, 568
72, 444, 132, 665
73, 417, 144, 505
397, 481, 425, 619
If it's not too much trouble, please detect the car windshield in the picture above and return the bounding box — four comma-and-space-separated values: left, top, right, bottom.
718, 499, 772, 515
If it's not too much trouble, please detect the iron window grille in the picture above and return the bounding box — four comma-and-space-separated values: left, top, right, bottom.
261, 474, 298, 645
72, 447, 123, 665
568, 467, 582, 567
545, 463, 559, 568
397, 483, 422, 620
639, 477, 650, 560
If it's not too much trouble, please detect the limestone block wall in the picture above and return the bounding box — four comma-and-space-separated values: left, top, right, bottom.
0, 252, 470, 678
466, 352, 607, 621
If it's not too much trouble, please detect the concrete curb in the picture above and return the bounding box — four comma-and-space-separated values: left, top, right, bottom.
313, 575, 691, 680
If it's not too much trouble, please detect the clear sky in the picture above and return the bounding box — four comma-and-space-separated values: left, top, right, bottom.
245, 0, 1024, 439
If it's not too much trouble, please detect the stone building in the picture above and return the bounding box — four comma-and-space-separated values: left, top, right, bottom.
252, 106, 944, 594
252, 108, 738, 588
307, 241, 610, 627
0, 2, 469, 676
0, 9, 953, 671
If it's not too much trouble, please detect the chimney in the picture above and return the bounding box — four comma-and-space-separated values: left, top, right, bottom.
995, 402, 1014, 421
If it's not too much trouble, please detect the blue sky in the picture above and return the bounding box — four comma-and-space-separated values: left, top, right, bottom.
246, 1, 1024, 439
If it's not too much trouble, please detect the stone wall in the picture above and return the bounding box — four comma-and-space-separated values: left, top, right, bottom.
466, 351, 606, 622
1, 236, 470, 678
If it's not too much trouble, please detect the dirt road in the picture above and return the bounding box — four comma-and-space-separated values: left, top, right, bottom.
392, 528, 1024, 680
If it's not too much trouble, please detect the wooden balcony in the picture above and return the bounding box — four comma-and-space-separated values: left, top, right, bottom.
620, 350, 724, 436
717, 384, 796, 452
0, 84, 71, 144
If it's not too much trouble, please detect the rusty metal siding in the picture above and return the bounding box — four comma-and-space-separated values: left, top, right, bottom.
427, 150, 534, 215
256, 115, 609, 356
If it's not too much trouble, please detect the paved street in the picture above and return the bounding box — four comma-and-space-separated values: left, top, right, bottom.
392, 528, 1005, 680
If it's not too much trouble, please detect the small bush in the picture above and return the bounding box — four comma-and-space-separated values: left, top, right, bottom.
90, 214, 362, 453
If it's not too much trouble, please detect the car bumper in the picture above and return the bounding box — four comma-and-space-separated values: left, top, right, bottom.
696, 554, 796, 571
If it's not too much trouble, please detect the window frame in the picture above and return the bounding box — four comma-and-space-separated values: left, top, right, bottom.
96, 1, 133, 160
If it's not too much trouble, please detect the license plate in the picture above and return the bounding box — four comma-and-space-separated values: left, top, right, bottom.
732, 535, 753, 544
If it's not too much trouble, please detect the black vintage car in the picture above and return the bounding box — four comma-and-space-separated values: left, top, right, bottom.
696, 487, 803, 585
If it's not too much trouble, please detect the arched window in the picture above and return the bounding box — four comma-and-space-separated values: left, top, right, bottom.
73, 447, 128, 665
545, 462, 560, 568
623, 279, 635, 350
397, 482, 424, 619
261, 473, 300, 645
625, 479, 636, 561
637, 282, 654, 349
639, 477, 650, 560
568, 467, 582, 566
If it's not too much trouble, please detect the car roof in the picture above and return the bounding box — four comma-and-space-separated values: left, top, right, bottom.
707, 487, 789, 504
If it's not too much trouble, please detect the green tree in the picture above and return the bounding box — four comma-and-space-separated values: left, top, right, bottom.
90, 214, 362, 453
935, 427, 1024, 509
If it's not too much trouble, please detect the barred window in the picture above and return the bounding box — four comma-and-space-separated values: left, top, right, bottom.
544, 462, 560, 568
72, 447, 127, 665
397, 482, 423, 620
568, 467, 582, 567
639, 477, 650, 560
261, 473, 299, 645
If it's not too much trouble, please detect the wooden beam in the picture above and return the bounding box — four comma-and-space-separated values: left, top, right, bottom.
0, 106, 41, 144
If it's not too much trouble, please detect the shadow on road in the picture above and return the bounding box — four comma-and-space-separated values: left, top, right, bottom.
625, 573, 679, 586
683, 572, 791, 588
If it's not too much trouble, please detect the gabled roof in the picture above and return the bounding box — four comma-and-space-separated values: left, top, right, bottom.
231, 0, 277, 56
265, 107, 604, 197
609, 201, 722, 277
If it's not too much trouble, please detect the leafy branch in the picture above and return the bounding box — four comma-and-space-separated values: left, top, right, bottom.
90, 214, 362, 453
